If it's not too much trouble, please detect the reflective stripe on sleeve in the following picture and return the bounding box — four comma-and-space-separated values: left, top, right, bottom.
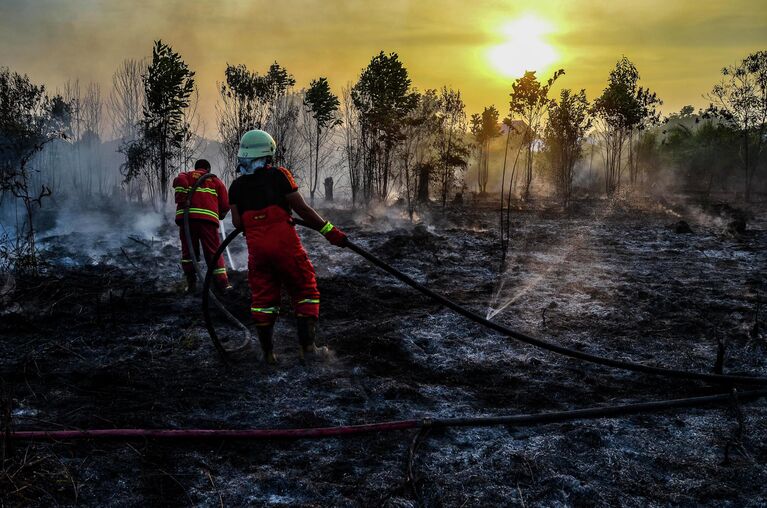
213, 268, 227, 275
297, 298, 320, 304
319, 221, 334, 235
181, 259, 194, 264
174, 186, 216, 196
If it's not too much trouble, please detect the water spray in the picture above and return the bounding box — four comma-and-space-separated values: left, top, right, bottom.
203, 220, 767, 386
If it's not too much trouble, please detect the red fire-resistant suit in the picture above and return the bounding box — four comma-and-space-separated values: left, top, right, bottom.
228, 166, 319, 325
173, 169, 230, 287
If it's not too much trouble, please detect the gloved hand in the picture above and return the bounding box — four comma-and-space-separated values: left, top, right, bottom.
320, 221, 348, 247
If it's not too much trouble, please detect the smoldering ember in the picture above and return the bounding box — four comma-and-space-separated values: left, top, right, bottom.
1, 2, 767, 506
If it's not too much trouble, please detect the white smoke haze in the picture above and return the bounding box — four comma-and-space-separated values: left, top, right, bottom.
35, 195, 171, 268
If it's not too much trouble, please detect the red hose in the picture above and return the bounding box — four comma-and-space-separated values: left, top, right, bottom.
8, 420, 420, 441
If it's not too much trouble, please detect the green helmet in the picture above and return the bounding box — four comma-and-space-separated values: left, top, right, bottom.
238, 129, 276, 159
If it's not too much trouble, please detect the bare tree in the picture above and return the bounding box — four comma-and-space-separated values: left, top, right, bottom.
435, 87, 469, 209
174, 86, 206, 174
268, 90, 303, 172
81, 82, 104, 195
110, 59, 146, 142
341, 83, 363, 207
217, 62, 298, 179
110, 59, 147, 201
398, 89, 439, 218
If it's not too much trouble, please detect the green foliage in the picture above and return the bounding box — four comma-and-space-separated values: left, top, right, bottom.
218, 61, 296, 170
126, 40, 195, 204
143, 40, 195, 134
592, 56, 661, 194
661, 116, 739, 194
473, 105, 502, 194
0, 68, 67, 172
0, 67, 68, 272
304, 77, 341, 131
352, 51, 419, 131
435, 87, 469, 207
352, 51, 419, 202
592, 56, 661, 132
544, 89, 591, 207
509, 69, 564, 137
708, 50, 767, 201
303, 76, 341, 203
509, 69, 564, 199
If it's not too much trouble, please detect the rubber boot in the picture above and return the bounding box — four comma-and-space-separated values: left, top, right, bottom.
297, 317, 329, 364
256, 325, 277, 365
185, 273, 197, 294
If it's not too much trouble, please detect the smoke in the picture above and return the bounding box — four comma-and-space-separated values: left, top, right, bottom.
36, 194, 171, 268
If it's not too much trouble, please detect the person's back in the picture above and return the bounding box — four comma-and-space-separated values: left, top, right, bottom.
228, 130, 347, 364
172, 159, 230, 292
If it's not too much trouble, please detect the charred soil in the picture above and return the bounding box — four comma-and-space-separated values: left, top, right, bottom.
1, 197, 767, 507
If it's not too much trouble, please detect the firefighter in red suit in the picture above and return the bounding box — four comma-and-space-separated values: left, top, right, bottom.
228, 130, 347, 364
173, 159, 231, 293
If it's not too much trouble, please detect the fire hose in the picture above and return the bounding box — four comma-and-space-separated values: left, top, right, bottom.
202, 219, 767, 387
7, 206, 767, 451
8, 389, 767, 441
183, 173, 251, 361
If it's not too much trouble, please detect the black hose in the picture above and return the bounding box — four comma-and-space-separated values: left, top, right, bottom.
202, 219, 767, 386
430, 388, 767, 428
10, 389, 767, 441
202, 226, 242, 362
183, 173, 251, 363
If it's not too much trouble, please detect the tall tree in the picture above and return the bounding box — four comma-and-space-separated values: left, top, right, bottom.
435, 87, 469, 208
544, 89, 591, 209
110, 59, 147, 202
303, 77, 341, 205
473, 105, 501, 194
110, 59, 146, 143
341, 83, 363, 207
708, 50, 767, 202
470, 113, 482, 193
592, 56, 659, 196
509, 69, 564, 200
140, 40, 195, 205
352, 51, 418, 203
398, 89, 439, 217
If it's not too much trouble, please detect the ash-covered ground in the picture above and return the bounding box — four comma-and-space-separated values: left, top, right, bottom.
1, 196, 766, 507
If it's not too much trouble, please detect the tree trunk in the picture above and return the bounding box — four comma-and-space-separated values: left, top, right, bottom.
417, 164, 430, 203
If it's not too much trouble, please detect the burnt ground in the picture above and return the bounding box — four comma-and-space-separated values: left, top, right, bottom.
1, 196, 767, 507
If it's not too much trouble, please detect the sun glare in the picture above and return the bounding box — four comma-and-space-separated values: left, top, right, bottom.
488, 14, 558, 78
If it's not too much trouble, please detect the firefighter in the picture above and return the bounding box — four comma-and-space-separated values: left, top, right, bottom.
228, 130, 347, 364
173, 159, 231, 293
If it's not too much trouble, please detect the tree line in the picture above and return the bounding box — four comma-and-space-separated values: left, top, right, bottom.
2, 40, 766, 271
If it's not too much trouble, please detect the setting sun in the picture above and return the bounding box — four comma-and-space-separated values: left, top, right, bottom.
488, 14, 558, 78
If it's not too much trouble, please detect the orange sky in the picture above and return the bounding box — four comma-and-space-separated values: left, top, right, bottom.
1, 0, 765, 138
